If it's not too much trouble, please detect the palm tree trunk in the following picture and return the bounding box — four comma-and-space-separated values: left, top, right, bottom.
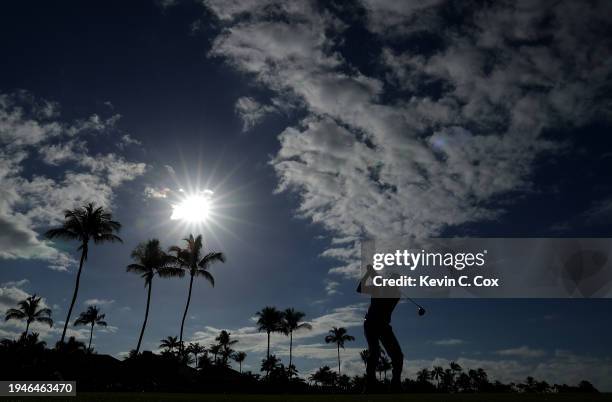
135, 280, 152, 354
179, 274, 194, 352
88, 322, 94, 352
289, 331, 293, 377
25, 320, 31, 337
239, 361, 242, 373
266, 330, 271, 378
61, 244, 87, 344
337, 344, 341, 377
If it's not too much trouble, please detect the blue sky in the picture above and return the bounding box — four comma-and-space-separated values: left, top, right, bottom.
1, 0, 612, 390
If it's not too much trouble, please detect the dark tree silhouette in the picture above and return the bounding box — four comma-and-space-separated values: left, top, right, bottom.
216, 330, 238, 365
45, 203, 121, 344
255, 306, 283, 361
127, 239, 183, 354
74, 305, 107, 352
55, 336, 87, 355
233, 351, 247, 373
324, 326, 354, 377
360, 349, 369, 370
260, 354, 281, 375
186, 342, 206, 368
309, 365, 337, 388
377, 354, 391, 380
170, 234, 225, 351
159, 336, 180, 354
4, 294, 52, 336
281, 308, 311, 377
416, 368, 431, 383
432, 365, 445, 388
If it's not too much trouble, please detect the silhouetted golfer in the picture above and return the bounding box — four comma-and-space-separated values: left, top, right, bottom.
357, 264, 403, 391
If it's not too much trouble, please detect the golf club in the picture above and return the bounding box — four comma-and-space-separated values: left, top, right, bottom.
406, 297, 426, 316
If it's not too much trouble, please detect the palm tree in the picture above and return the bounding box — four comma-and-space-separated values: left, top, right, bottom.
359, 349, 369, 370
309, 365, 337, 388
127, 239, 183, 354
324, 327, 355, 377
432, 365, 445, 388
4, 294, 52, 336
255, 306, 283, 361
56, 336, 87, 355
209, 344, 222, 364
378, 354, 391, 380
260, 354, 281, 375
159, 336, 180, 353
170, 234, 225, 350
216, 330, 238, 365
417, 368, 431, 383
74, 305, 107, 352
281, 308, 312, 377
450, 361, 462, 374
45, 203, 121, 344
186, 342, 206, 368
233, 351, 247, 373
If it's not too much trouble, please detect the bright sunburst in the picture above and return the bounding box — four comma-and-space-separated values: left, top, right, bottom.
170, 191, 213, 223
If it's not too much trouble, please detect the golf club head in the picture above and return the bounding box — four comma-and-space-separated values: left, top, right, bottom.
418, 307, 426, 316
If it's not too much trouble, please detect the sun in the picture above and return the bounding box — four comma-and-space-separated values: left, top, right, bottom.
170, 192, 212, 223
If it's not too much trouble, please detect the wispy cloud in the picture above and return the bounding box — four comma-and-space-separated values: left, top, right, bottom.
84, 298, 115, 306
234, 96, 276, 132
496, 346, 546, 358
433, 338, 465, 346
0, 278, 29, 288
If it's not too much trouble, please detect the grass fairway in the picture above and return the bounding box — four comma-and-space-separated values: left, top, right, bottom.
6, 393, 609, 402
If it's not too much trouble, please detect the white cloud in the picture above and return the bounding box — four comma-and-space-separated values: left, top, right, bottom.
38, 140, 86, 165
205, 0, 612, 279
1, 279, 29, 288
117, 134, 142, 149
144, 186, 170, 199
0, 90, 147, 271
234, 96, 276, 131
324, 280, 341, 296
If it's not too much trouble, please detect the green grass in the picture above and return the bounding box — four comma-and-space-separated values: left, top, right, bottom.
6, 393, 610, 402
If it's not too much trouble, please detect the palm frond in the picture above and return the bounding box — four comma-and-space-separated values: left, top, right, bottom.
45, 227, 80, 240
168, 245, 182, 254
93, 233, 123, 244
5, 309, 26, 321
126, 263, 147, 273
157, 267, 185, 278
34, 308, 52, 318
297, 322, 313, 330
198, 251, 226, 268
195, 269, 215, 286
35, 316, 53, 327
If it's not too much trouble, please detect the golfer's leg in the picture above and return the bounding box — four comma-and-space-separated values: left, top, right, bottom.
380, 324, 403, 386
364, 319, 380, 385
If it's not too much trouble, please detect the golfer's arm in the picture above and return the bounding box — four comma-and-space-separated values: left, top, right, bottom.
356, 268, 376, 294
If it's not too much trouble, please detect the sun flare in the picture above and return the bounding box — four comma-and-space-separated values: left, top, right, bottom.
170, 192, 213, 223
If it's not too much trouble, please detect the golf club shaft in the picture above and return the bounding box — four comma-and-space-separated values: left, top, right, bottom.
406, 297, 424, 309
